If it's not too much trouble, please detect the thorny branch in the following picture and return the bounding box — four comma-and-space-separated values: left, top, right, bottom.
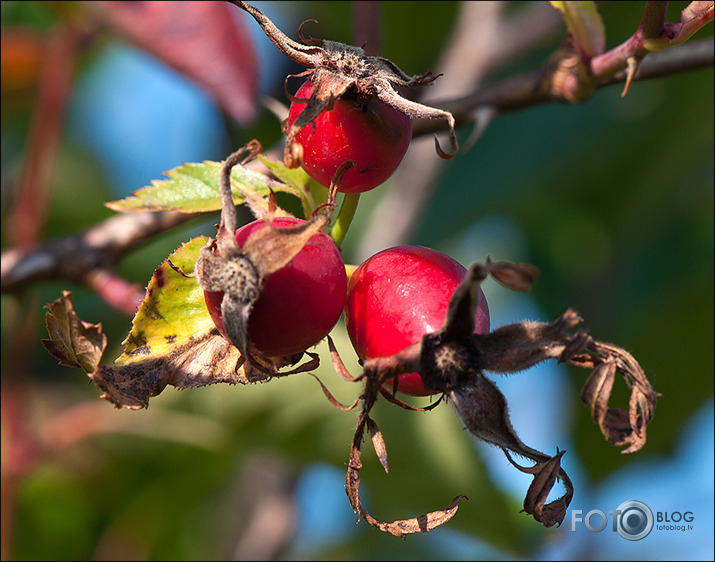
335, 259, 658, 532
413, 35, 713, 138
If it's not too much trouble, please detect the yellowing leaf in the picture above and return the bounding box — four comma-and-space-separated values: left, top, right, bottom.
115, 236, 215, 364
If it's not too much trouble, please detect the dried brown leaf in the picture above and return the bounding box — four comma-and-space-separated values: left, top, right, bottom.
92, 332, 249, 409
42, 290, 107, 374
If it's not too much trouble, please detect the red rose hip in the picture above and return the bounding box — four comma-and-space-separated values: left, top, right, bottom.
204, 217, 347, 357
287, 79, 412, 193
345, 246, 490, 396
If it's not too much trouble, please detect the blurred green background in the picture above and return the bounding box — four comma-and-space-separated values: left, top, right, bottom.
2, 1, 713, 560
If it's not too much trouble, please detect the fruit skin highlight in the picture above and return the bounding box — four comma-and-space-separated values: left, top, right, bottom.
204, 217, 347, 357
345, 245, 490, 396
287, 79, 413, 193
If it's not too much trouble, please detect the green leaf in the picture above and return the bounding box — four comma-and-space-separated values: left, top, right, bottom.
105, 161, 302, 214
258, 154, 330, 215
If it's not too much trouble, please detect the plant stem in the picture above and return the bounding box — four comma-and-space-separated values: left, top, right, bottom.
329, 193, 360, 248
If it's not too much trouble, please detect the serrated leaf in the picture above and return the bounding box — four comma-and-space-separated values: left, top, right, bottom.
106, 161, 302, 214
92, 332, 247, 409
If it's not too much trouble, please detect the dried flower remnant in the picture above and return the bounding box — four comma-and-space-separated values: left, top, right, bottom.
230, 1, 459, 169
332, 258, 658, 534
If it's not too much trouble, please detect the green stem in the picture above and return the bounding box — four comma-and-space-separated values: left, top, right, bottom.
329, 193, 360, 248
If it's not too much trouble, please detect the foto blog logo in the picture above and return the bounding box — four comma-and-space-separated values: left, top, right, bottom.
571, 500, 655, 541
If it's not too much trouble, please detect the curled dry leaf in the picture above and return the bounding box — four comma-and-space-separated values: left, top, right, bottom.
335, 258, 658, 532
42, 290, 107, 374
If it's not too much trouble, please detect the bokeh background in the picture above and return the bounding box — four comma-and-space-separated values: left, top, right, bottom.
2, 1, 713, 560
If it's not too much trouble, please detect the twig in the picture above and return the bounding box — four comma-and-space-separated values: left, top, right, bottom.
413, 36, 714, 138
1, 210, 201, 314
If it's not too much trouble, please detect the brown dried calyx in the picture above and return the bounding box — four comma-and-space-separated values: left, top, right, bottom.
231, 1, 459, 168
332, 258, 659, 534
194, 141, 336, 370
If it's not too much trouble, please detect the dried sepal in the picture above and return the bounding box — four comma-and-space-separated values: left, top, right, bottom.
326, 336, 361, 382
366, 416, 389, 473
378, 387, 443, 412
570, 341, 659, 454
343, 369, 467, 537
504, 449, 574, 528
305, 371, 361, 411
195, 248, 260, 359
232, 1, 459, 164
449, 373, 548, 461
486, 257, 540, 292
360, 494, 467, 538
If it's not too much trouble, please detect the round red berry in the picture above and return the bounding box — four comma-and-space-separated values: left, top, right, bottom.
287, 79, 413, 193
204, 217, 347, 357
345, 245, 490, 396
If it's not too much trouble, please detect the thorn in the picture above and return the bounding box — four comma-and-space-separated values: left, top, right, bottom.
462, 105, 498, 152
621, 56, 640, 98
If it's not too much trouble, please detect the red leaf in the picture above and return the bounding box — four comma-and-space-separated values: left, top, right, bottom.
95, 1, 259, 125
